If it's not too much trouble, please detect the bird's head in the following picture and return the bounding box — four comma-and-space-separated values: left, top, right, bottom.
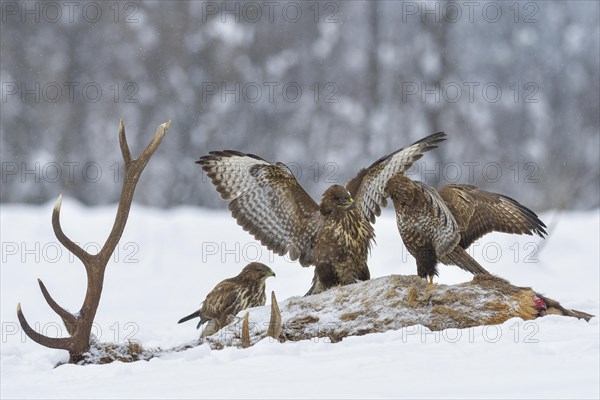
384, 174, 417, 206
240, 262, 276, 281
320, 185, 355, 213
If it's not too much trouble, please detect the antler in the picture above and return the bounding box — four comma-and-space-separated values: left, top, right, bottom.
17, 119, 171, 363
266, 291, 281, 340
240, 291, 282, 349
241, 312, 250, 348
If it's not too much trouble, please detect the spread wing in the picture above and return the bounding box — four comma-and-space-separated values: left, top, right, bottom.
197, 151, 321, 266
414, 181, 460, 257
346, 132, 447, 224
438, 184, 547, 249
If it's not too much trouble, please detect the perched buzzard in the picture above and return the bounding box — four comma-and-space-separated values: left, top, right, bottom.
197, 132, 447, 295
178, 262, 275, 337
384, 174, 547, 282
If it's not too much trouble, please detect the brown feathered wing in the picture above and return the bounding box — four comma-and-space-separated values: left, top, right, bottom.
198, 281, 240, 328
438, 184, 547, 249
197, 151, 321, 267
347, 132, 447, 224
402, 180, 490, 275
413, 181, 461, 257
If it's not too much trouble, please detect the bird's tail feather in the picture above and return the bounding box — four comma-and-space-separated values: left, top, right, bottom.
445, 247, 491, 275
177, 311, 199, 324
304, 280, 317, 297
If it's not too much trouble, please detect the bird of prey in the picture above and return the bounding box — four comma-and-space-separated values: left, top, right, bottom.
384, 174, 547, 282
197, 132, 447, 295
178, 262, 275, 337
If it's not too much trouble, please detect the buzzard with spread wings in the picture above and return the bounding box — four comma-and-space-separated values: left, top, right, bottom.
384, 174, 547, 282
197, 132, 446, 295
178, 262, 275, 337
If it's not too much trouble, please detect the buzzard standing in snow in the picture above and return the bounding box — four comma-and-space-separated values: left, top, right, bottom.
384, 174, 547, 282
178, 262, 275, 337
197, 132, 447, 295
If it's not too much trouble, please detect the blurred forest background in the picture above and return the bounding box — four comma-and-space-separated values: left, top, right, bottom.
1, 0, 598, 210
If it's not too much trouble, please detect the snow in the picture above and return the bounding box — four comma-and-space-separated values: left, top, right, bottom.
1, 202, 598, 399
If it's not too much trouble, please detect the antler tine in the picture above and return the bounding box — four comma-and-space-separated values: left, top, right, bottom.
99, 120, 171, 259
266, 291, 282, 340
51, 194, 91, 264
119, 119, 132, 166
17, 304, 72, 350
37, 279, 77, 335
241, 312, 251, 348
135, 120, 171, 168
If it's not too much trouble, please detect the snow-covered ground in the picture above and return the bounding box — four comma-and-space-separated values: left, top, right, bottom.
1, 201, 598, 399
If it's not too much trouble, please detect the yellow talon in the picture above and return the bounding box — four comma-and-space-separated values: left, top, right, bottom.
428, 276, 434, 284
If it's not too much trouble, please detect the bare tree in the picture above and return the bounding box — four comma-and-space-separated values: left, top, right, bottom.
17, 119, 172, 363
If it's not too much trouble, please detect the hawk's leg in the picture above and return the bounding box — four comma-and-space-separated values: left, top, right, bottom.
315, 262, 340, 291
414, 245, 439, 284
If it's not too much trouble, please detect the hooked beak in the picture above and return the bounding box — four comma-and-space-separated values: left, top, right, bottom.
343, 197, 355, 209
